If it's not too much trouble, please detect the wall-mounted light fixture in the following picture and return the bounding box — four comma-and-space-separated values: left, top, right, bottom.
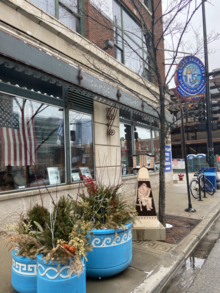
103, 39, 114, 51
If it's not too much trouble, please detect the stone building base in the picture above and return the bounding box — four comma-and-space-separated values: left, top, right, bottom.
132, 221, 166, 241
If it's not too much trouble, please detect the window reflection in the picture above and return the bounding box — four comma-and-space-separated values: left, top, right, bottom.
124, 35, 143, 75
0, 93, 65, 192
120, 123, 133, 175
29, 0, 55, 16
59, 4, 80, 33
69, 110, 94, 181
29, 0, 80, 33
134, 127, 152, 155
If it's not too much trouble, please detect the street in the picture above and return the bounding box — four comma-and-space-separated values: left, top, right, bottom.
160, 214, 220, 293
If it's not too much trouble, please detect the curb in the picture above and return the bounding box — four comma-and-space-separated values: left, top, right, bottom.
133, 201, 220, 293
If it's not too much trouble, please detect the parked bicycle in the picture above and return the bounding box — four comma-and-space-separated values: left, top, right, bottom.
190, 168, 215, 199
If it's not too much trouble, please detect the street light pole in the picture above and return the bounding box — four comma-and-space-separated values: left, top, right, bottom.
202, 0, 214, 167
181, 108, 196, 213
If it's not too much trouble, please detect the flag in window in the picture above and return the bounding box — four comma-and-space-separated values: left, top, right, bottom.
0, 95, 38, 166
57, 119, 63, 137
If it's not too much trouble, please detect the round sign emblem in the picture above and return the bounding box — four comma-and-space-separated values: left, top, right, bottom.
174, 56, 206, 101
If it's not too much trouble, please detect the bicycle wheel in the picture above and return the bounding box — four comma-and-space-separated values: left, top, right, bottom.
205, 178, 215, 195
190, 179, 200, 199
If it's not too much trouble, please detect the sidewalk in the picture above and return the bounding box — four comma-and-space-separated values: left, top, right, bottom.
1, 176, 220, 293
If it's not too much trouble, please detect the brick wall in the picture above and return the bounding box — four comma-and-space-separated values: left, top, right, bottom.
85, 0, 114, 57
153, 0, 165, 85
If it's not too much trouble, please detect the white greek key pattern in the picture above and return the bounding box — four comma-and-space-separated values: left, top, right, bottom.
12, 259, 37, 276
92, 230, 132, 247
38, 264, 73, 279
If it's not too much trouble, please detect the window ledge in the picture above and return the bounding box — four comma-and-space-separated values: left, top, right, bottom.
0, 182, 85, 202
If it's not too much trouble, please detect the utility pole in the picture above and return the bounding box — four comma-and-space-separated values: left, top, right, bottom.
202, 0, 214, 167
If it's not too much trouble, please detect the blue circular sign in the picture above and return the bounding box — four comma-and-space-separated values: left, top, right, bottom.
175, 56, 206, 101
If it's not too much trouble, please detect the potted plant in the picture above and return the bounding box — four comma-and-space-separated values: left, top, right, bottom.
35, 196, 92, 293
3, 204, 49, 293
178, 173, 184, 181
4, 197, 92, 293
76, 176, 137, 278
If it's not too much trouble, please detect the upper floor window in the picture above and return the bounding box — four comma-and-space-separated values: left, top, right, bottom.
113, 1, 151, 81
29, 0, 80, 33
141, 0, 152, 11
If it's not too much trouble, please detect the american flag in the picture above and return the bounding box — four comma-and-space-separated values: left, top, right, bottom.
0, 95, 37, 166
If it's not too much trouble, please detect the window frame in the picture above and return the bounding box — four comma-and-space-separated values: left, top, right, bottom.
29, 0, 85, 36
0, 91, 67, 193
119, 110, 160, 176
68, 109, 95, 183
113, 0, 151, 80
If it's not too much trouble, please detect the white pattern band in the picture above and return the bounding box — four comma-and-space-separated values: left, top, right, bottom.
91, 230, 132, 247
12, 259, 37, 276
38, 264, 73, 279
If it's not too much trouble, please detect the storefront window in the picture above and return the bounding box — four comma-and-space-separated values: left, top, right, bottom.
69, 110, 94, 181
134, 127, 151, 154
134, 126, 152, 168
120, 123, 133, 175
0, 93, 65, 192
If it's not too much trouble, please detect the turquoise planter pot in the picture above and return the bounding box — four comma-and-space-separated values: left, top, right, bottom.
86, 222, 132, 278
11, 250, 37, 293
37, 255, 86, 293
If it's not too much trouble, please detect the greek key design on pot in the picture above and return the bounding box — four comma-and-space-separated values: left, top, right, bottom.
91, 230, 132, 247
12, 259, 37, 276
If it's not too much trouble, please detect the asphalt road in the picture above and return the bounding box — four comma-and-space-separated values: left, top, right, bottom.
187, 237, 220, 293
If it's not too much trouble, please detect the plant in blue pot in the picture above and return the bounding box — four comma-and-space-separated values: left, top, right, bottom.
3, 196, 93, 293
77, 176, 138, 278
3, 205, 49, 293
35, 196, 93, 293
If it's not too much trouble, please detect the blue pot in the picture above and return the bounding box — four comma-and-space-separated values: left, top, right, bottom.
37, 254, 86, 293
11, 249, 37, 293
86, 222, 132, 277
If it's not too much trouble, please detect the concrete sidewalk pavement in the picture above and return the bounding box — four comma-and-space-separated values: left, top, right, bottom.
1, 176, 220, 293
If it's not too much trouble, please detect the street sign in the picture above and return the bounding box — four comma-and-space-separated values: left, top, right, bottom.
174, 56, 206, 102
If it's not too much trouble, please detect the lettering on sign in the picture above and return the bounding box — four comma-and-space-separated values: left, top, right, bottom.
91, 79, 110, 94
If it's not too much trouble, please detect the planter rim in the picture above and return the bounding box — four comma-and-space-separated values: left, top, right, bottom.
91, 222, 132, 235
12, 249, 37, 261
37, 254, 84, 267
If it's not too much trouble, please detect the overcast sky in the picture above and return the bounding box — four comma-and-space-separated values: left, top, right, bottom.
162, 0, 220, 88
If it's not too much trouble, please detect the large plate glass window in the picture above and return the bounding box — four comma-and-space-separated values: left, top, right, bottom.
29, 0, 80, 33
69, 110, 94, 181
0, 93, 65, 192
120, 123, 133, 175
